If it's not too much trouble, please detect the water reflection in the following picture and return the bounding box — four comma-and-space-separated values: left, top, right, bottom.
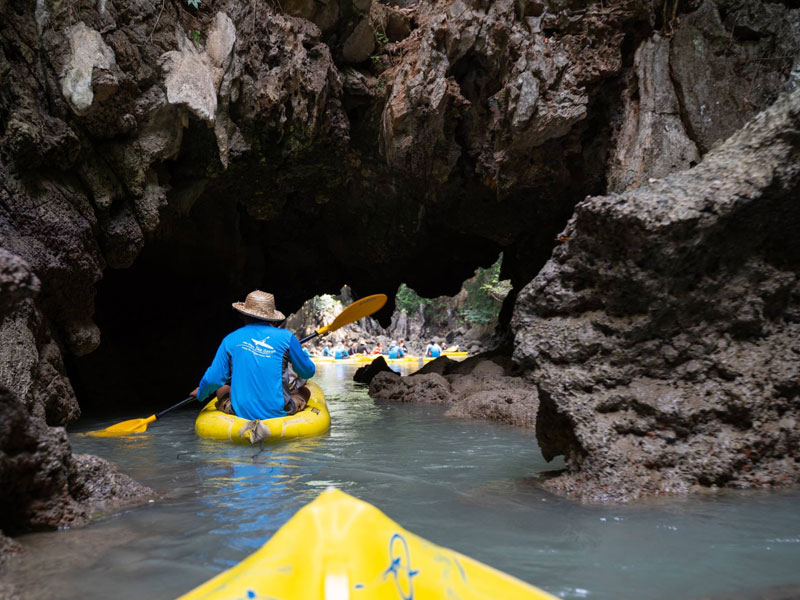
5, 365, 800, 600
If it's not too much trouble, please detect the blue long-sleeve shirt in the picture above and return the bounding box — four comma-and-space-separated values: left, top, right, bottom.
197, 323, 315, 420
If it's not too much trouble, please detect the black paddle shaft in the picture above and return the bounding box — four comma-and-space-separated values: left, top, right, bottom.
299, 331, 319, 344
156, 396, 195, 420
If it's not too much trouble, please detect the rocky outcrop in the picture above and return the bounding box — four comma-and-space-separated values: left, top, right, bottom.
512, 88, 800, 502
369, 359, 538, 427
0, 239, 151, 547
353, 355, 395, 384
2, 0, 796, 418
0, 385, 153, 536
608, 0, 800, 192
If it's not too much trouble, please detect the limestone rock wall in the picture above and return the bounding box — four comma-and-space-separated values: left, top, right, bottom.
608, 0, 800, 192
512, 89, 800, 502
0, 250, 152, 547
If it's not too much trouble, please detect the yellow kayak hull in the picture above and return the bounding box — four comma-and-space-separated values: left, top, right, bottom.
177, 488, 560, 600
194, 381, 330, 444
311, 354, 374, 364
423, 351, 468, 362
384, 355, 421, 364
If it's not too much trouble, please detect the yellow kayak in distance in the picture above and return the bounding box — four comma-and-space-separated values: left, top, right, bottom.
311, 354, 374, 364
194, 381, 330, 444
384, 354, 422, 364
177, 488, 560, 600
423, 351, 468, 362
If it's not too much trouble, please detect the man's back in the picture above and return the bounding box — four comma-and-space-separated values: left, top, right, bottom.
199, 322, 315, 420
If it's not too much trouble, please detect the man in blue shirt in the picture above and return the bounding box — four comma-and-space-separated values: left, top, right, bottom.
191, 290, 316, 419
333, 342, 348, 359
387, 340, 404, 359
425, 340, 442, 358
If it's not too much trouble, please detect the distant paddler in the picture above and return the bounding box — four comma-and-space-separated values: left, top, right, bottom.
190, 290, 315, 418
87, 293, 388, 436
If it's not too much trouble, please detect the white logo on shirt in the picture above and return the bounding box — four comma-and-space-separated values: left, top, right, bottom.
239, 336, 276, 357
251, 338, 274, 350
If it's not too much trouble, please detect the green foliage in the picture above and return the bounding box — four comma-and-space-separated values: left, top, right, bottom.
459, 255, 512, 326
311, 294, 340, 315
186, 0, 202, 8
395, 284, 433, 315
375, 31, 389, 46
190, 30, 202, 44
394, 255, 511, 329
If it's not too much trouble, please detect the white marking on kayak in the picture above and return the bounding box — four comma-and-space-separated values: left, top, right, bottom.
324, 573, 349, 600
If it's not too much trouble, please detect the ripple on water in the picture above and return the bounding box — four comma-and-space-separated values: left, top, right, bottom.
4, 365, 800, 600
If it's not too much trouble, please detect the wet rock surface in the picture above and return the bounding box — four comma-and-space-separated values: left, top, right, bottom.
369, 358, 538, 428
512, 89, 800, 502
353, 355, 395, 384
0, 385, 153, 539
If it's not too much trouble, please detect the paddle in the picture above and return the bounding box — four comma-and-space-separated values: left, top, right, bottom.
86, 396, 195, 437
86, 293, 388, 437
299, 293, 387, 343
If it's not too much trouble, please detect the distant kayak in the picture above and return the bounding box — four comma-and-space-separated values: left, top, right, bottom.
424, 350, 468, 362
384, 354, 421, 363
194, 381, 330, 444
311, 354, 374, 364
177, 488, 560, 600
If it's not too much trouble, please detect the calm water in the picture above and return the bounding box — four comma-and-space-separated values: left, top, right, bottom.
5, 363, 800, 600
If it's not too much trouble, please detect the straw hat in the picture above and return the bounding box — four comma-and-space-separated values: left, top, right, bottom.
232, 290, 286, 322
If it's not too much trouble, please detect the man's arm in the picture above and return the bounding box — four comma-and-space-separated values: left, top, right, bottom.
288, 335, 315, 379
196, 339, 232, 402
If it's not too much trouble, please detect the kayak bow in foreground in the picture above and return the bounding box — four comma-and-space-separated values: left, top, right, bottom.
177, 488, 560, 600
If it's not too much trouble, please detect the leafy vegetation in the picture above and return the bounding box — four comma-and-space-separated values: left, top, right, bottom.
394, 283, 434, 315
395, 255, 512, 328
310, 294, 341, 316
460, 255, 512, 325
186, 0, 202, 8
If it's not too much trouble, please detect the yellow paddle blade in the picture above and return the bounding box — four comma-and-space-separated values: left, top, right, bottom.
86, 414, 156, 437
317, 294, 387, 335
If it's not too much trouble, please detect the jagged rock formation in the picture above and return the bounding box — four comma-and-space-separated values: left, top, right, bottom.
0, 386, 154, 534
353, 355, 395, 384
369, 358, 538, 427
512, 89, 800, 502
0, 250, 152, 556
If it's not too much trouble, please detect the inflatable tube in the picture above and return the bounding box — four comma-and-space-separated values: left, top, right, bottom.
177, 488, 560, 600
195, 381, 330, 444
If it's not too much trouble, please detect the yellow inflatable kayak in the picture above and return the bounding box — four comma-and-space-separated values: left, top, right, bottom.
423, 351, 468, 362
384, 355, 421, 364
311, 354, 374, 364
178, 488, 559, 600
194, 381, 330, 444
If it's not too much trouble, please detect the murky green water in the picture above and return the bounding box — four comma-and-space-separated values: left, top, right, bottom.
5, 364, 800, 599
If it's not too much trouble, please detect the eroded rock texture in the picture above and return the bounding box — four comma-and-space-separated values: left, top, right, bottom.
0, 251, 151, 552
369, 358, 538, 427
2, 0, 797, 411
0, 386, 153, 535
513, 89, 800, 502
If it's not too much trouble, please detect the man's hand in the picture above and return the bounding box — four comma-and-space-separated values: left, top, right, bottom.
190, 387, 198, 398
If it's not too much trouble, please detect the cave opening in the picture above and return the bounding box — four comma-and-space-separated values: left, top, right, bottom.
65, 187, 272, 417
